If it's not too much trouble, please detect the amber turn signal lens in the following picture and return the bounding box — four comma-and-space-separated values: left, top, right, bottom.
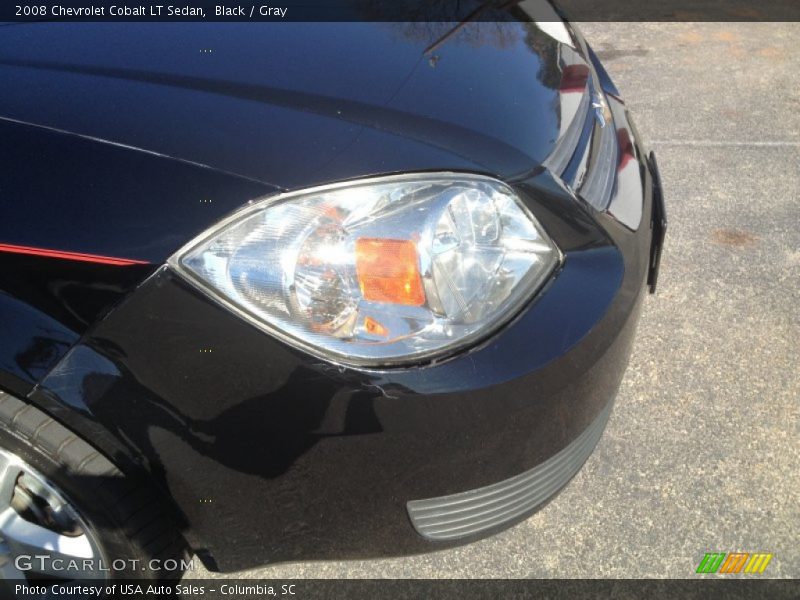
355, 238, 425, 306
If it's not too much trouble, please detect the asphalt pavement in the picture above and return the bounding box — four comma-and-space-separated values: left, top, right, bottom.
191, 22, 799, 579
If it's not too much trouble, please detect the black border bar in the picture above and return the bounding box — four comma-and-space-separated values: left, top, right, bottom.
3, 0, 800, 23
5, 579, 800, 600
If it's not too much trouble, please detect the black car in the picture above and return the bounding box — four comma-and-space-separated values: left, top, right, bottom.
0, 6, 665, 583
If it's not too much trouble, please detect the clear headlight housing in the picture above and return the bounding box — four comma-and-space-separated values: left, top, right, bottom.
170, 173, 561, 366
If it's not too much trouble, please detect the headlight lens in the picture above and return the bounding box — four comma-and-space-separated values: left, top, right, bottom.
170, 173, 561, 366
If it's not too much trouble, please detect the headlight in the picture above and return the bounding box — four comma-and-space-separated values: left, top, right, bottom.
169, 173, 561, 366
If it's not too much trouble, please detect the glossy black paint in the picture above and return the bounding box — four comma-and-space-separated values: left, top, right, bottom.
0, 14, 660, 570
647, 151, 668, 292
0, 22, 565, 195
0, 253, 153, 397
0, 117, 270, 396
0, 119, 275, 263
0, 284, 76, 397
587, 43, 621, 99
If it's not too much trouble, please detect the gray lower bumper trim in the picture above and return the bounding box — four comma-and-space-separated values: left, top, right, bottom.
406, 401, 613, 541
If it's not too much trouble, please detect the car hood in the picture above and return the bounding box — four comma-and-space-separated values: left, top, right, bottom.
0, 20, 575, 190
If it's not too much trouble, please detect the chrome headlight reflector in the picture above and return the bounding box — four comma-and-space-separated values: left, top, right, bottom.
170, 174, 561, 366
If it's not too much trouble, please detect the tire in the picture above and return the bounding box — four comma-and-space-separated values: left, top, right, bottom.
0, 390, 188, 582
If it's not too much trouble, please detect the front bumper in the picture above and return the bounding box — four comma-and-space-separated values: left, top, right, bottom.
26, 142, 660, 570
407, 399, 613, 540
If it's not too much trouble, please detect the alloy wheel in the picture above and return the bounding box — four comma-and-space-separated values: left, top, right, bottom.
0, 446, 106, 584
